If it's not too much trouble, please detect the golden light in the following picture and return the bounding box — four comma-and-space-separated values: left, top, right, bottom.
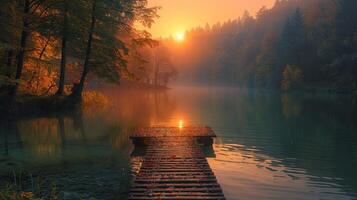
178, 120, 184, 129
174, 32, 185, 42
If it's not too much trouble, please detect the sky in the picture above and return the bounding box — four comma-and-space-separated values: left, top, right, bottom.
147, 0, 276, 38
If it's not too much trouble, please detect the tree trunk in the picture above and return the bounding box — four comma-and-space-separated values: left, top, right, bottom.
154, 69, 158, 86
6, 50, 13, 68
0, 50, 14, 94
153, 47, 159, 87
154, 61, 159, 86
5, 50, 13, 77
56, 0, 69, 96
10, 0, 30, 95
72, 1, 96, 99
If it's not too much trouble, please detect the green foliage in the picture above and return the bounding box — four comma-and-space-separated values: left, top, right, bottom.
0, 0, 159, 97
85, 0, 159, 84
326, 53, 357, 92
278, 8, 306, 68
255, 52, 278, 88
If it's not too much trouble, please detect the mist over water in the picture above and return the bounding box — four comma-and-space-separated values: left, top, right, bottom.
1, 86, 357, 199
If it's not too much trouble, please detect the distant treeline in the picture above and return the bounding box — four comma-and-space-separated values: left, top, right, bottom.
170, 0, 357, 92
0, 0, 177, 99
127, 44, 177, 88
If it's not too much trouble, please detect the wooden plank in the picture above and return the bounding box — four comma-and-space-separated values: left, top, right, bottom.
136, 172, 215, 177
131, 126, 216, 138
130, 188, 223, 193
131, 183, 222, 188
129, 193, 224, 197
129, 129, 225, 200
128, 197, 225, 200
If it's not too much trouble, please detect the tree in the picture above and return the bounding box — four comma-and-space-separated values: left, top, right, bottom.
0, 0, 63, 95
325, 0, 357, 92
126, 46, 155, 84
56, 0, 69, 95
152, 44, 177, 87
279, 8, 306, 67
71, 0, 159, 98
11, 0, 31, 95
0, 0, 20, 93
335, 0, 357, 54
72, 0, 97, 99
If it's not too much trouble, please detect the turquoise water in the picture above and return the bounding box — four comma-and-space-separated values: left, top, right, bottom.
1, 87, 357, 199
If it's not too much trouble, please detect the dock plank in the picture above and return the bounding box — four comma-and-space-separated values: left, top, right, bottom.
129, 128, 225, 200
131, 127, 216, 138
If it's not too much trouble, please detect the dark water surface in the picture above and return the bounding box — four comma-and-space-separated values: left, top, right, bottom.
1, 87, 357, 200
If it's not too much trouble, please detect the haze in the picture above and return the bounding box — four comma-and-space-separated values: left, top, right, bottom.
148, 0, 275, 38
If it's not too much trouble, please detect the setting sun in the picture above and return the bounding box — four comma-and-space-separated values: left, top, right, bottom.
178, 119, 184, 128
174, 32, 185, 42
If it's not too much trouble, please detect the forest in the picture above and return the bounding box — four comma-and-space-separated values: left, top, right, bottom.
1, 0, 357, 107
0, 0, 177, 104
166, 0, 357, 93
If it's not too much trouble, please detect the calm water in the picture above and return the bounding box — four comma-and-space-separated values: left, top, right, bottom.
1, 87, 357, 200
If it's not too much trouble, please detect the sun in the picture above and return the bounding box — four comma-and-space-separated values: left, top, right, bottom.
174, 32, 185, 42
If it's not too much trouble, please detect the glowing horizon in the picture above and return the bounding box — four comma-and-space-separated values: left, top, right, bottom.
147, 0, 275, 38
174, 32, 185, 42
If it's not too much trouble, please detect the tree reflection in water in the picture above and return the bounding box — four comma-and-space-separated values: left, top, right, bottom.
0, 87, 357, 199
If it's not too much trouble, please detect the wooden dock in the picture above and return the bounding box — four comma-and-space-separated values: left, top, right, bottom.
129, 127, 225, 200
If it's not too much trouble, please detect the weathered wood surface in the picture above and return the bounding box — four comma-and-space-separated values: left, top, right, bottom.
131, 127, 216, 138
129, 135, 225, 200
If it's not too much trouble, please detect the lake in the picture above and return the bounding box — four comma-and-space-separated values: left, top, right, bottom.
1, 86, 357, 200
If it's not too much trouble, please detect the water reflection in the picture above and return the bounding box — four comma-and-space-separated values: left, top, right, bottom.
209, 143, 350, 200
0, 87, 357, 200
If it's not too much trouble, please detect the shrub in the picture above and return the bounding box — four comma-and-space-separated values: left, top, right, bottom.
281, 65, 304, 91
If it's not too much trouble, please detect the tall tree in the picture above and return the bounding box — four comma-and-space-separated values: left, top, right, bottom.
0, 0, 19, 92
11, 0, 31, 95
279, 8, 305, 67
72, 0, 158, 98
56, 0, 69, 95
72, 0, 97, 99
335, 0, 357, 54
152, 44, 176, 87
1, 0, 61, 95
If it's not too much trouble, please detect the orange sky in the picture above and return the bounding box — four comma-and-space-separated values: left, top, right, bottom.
147, 0, 276, 38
